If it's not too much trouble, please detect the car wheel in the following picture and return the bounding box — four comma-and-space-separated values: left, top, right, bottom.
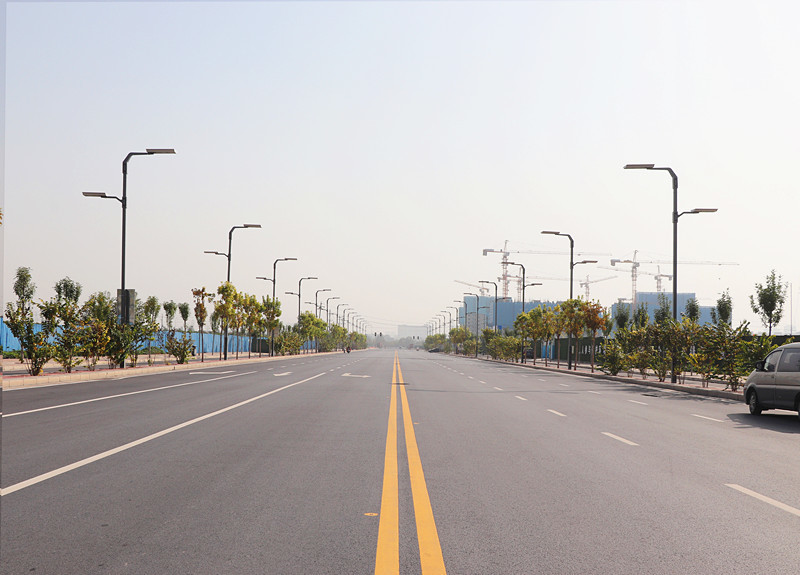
748, 391, 762, 415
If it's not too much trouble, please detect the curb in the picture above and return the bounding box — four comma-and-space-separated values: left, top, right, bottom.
473, 357, 744, 401
2, 352, 342, 389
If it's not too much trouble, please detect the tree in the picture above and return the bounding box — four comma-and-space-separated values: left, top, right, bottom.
163, 301, 178, 330
633, 303, 650, 329
192, 288, 214, 362
614, 303, 630, 331
711, 289, 732, 325
750, 270, 786, 335
79, 292, 111, 371
5, 267, 55, 375
560, 299, 586, 370
654, 293, 672, 325
684, 298, 700, 323
215, 282, 238, 358
583, 301, 606, 373
178, 302, 191, 333
142, 296, 160, 363
210, 306, 221, 359
43, 277, 84, 373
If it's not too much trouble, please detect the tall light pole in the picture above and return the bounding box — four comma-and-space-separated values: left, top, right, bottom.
83, 147, 175, 368
267, 257, 297, 356
315, 289, 331, 318
297, 276, 317, 323
464, 292, 480, 354
624, 163, 717, 382
336, 303, 348, 327
541, 230, 596, 370
205, 223, 261, 360
326, 296, 340, 325
446, 306, 459, 332
507, 262, 527, 313
480, 280, 499, 332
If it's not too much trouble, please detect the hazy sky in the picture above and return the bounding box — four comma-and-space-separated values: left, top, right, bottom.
3, 0, 799, 335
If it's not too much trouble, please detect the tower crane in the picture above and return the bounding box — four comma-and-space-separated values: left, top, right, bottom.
601, 251, 738, 311
454, 280, 489, 296
482, 240, 609, 300
579, 275, 616, 299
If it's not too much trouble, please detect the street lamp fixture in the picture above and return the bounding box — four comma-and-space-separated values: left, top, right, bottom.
326, 296, 340, 325
624, 163, 717, 383
315, 289, 331, 318
83, 148, 175, 368
297, 276, 318, 323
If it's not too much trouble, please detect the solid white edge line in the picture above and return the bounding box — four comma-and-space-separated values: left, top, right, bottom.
1, 372, 325, 496
602, 432, 639, 446
3, 372, 258, 418
725, 484, 800, 517
547, 409, 566, 417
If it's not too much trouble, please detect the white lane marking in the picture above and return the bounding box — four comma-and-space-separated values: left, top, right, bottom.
559, 383, 569, 387
188, 371, 234, 375
479, 381, 486, 384
629, 400, 648, 405
468, 376, 474, 380
725, 484, 800, 517
1, 373, 326, 496
493, 387, 503, 391
342, 373, 371, 378
587, 391, 602, 395
3, 372, 258, 418
692, 414, 725, 423
538, 379, 547, 382
459, 372, 465, 375
548, 409, 566, 417
602, 432, 639, 446
514, 396, 528, 401
273, 372, 292, 377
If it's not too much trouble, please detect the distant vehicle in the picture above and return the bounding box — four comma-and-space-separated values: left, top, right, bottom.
428, 347, 442, 353
744, 342, 800, 420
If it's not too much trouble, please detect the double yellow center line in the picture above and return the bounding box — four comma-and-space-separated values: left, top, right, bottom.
375, 353, 447, 574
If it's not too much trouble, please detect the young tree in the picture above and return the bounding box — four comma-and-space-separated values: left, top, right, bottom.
7, 266, 36, 362
633, 303, 650, 329
711, 289, 732, 325
142, 296, 160, 363
210, 306, 221, 359
5, 267, 55, 375
79, 292, 111, 371
192, 287, 214, 362
583, 301, 606, 373
43, 277, 84, 373
560, 299, 586, 370
614, 302, 631, 331
654, 293, 672, 325
163, 301, 178, 330
749, 270, 787, 335
178, 302, 191, 333
684, 298, 700, 323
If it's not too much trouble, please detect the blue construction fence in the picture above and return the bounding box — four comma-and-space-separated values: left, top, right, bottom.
0, 318, 279, 355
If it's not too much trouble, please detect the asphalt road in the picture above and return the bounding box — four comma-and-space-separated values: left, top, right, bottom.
2, 349, 799, 574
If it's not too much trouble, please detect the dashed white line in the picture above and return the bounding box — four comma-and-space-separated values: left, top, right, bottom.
692, 414, 725, 423
493, 387, 503, 391
628, 400, 648, 405
547, 409, 566, 417
559, 383, 569, 387
587, 391, 602, 395
726, 484, 800, 517
514, 396, 528, 401
479, 380, 486, 384
602, 432, 638, 446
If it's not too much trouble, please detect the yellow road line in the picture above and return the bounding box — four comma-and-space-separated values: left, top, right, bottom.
376, 353, 447, 574
398, 358, 448, 575
375, 355, 400, 575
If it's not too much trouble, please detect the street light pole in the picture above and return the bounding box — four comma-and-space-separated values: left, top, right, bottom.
297, 276, 317, 324
541, 230, 597, 370
624, 164, 717, 382
326, 296, 340, 325
205, 223, 261, 360
83, 148, 175, 368
268, 257, 297, 356
315, 289, 331, 318
480, 280, 499, 332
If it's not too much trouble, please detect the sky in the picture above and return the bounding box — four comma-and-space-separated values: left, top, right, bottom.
2, 0, 799, 336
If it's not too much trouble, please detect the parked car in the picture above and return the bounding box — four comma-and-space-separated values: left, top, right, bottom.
743, 342, 800, 419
